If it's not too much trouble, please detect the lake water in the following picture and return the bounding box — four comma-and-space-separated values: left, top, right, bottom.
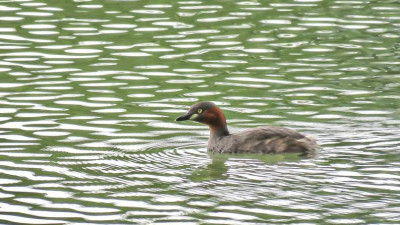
0, 0, 399, 224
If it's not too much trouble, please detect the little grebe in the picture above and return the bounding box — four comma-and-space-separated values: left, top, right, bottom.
176, 102, 318, 154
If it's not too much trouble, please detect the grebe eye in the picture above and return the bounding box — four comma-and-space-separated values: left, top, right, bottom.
197, 109, 203, 114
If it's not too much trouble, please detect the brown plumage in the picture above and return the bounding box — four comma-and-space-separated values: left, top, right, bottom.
176, 102, 318, 155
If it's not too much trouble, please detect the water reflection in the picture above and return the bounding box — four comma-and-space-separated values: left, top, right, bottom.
191, 152, 309, 182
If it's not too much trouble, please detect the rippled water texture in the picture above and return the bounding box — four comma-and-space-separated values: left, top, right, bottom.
0, 0, 399, 224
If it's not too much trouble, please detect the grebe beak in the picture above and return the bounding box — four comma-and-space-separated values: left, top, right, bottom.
175, 113, 191, 121
175, 112, 198, 121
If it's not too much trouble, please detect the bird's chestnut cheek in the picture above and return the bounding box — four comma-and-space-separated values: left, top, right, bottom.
198, 111, 216, 124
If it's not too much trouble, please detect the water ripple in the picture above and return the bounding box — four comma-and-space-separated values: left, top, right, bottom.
0, 0, 399, 224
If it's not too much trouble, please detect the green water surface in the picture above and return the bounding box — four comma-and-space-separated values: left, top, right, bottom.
0, 0, 399, 224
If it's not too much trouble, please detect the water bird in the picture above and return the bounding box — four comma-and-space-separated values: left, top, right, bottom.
176, 102, 318, 155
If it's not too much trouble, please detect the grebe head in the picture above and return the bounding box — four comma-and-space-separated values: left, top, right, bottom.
176, 101, 229, 136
